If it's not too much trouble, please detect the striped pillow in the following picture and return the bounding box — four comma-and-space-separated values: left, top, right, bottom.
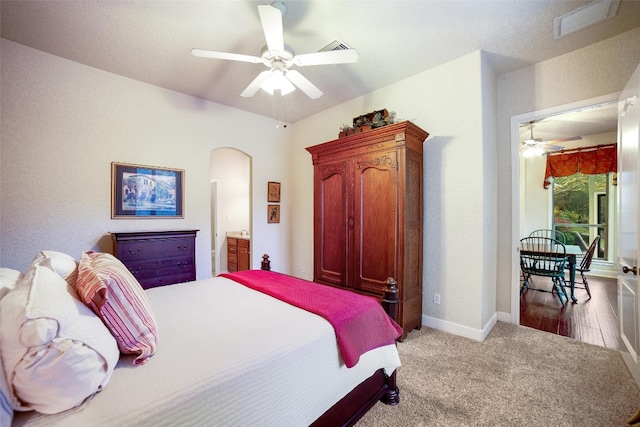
76, 251, 158, 365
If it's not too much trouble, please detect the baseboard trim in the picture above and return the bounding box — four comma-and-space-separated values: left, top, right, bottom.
422, 313, 498, 342
497, 310, 512, 323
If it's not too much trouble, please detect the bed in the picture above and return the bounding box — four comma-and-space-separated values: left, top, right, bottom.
0, 252, 402, 426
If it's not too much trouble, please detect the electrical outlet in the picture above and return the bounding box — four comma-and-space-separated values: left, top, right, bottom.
433, 293, 441, 304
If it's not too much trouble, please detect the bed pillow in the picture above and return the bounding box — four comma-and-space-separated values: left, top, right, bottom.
0, 268, 22, 300
76, 251, 158, 365
0, 268, 21, 424
28, 250, 78, 288
0, 264, 119, 414
0, 353, 12, 427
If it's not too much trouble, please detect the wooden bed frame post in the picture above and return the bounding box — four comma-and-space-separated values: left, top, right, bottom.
382, 277, 399, 322
381, 277, 400, 405
261, 254, 271, 271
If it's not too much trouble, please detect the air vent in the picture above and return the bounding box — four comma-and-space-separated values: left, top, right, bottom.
553, 0, 620, 39
318, 39, 352, 52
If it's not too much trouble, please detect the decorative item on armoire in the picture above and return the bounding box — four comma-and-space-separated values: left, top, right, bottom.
111, 162, 184, 218
338, 109, 399, 138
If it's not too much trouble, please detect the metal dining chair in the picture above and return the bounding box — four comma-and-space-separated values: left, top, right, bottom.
520, 236, 570, 306
529, 229, 568, 244
566, 235, 600, 299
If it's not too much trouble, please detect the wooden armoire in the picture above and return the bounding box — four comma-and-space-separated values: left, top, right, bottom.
306, 121, 429, 339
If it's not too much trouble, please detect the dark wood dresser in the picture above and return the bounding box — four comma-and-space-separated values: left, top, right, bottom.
111, 229, 198, 289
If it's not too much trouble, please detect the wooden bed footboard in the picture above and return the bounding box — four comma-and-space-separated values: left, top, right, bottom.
259, 254, 400, 426
259, 255, 400, 321
311, 369, 398, 427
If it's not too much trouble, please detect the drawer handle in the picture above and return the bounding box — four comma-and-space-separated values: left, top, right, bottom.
177, 245, 189, 251
177, 262, 188, 268
128, 248, 142, 255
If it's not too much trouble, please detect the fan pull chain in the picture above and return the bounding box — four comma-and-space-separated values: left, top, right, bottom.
275, 90, 288, 129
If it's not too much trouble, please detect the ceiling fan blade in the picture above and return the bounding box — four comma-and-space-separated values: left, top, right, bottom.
240, 70, 271, 97
191, 48, 263, 64
285, 70, 323, 99
541, 144, 564, 152
544, 136, 582, 144
258, 3, 284, 52
292, 49, 359, 66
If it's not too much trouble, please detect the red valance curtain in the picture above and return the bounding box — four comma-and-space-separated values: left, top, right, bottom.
543, 144, 617, 189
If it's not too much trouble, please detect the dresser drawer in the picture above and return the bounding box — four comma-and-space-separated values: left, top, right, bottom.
125, 256, 194, 280
137, 271, 196, 289
228, 252, 238, 264
118, 237, 194, 262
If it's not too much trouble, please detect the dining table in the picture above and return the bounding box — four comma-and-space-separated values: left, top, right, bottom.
562, 244, 584, 302
521, 242, 584, 303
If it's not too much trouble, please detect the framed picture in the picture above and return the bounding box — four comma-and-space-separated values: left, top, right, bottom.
268, 181, 281, 202
268, 204, 280, 223
111, 162, 184, 218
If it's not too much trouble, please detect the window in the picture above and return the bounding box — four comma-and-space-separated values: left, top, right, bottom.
552, 173, 609, 260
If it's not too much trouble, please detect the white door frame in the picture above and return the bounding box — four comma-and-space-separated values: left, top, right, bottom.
211, 179, 220, 276
510, 93, 621, 324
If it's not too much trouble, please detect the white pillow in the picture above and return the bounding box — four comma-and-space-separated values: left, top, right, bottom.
0, 353, 12, 427
0, 268, 21, 425
0, 268, 22, 301
0, 264, 119, 414
28, 250, 79, 288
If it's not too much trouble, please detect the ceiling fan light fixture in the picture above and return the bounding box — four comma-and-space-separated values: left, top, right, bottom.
260, 68, 295, 95
522, 145, 545, 158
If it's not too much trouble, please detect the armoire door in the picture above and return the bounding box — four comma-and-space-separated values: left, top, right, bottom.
352, 150, 399, 296
313, 160, 350, 287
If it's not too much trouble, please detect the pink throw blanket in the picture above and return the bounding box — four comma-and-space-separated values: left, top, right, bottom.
220, 270, 402, 368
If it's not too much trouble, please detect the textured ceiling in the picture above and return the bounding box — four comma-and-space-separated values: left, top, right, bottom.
2, 0, 639, 137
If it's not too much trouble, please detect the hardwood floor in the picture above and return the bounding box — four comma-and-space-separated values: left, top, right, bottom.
520, 274, 623, 350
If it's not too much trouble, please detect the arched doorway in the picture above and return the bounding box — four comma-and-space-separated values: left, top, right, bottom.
210, 148, 251, 275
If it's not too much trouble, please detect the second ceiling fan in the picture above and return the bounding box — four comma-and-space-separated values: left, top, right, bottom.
191, 2, 359, 99
521, 121, 582, 157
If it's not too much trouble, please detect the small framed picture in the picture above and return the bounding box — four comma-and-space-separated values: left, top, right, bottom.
268, 204, 280, 223
111, 162, 184, 218
268, 181, 281, 202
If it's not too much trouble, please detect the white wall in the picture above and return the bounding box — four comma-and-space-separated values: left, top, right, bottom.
291, 51, 498, 339
0, 39, 293, 275
496, 27, 640, 316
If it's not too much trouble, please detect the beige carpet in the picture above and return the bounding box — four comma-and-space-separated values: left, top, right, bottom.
358, 322, 640, 426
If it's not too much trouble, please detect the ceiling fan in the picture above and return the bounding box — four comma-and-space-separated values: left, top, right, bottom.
191, 1, 359, 99
521, 121, 582, 157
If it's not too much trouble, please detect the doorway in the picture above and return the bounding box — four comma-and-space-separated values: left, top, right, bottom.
511, 93, 620, 345
210, 148, 252, 275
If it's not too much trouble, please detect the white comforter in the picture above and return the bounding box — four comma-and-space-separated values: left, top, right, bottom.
12, 276, 401, 426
